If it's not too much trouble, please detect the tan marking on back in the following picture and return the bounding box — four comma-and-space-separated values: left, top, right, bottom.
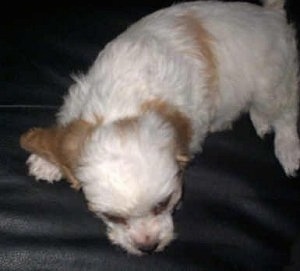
179, 13, 219, 101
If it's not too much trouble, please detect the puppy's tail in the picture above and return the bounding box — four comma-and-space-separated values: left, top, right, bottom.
261, 0, 284, 10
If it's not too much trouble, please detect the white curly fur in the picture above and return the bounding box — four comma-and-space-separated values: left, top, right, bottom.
27, 0, 299, 254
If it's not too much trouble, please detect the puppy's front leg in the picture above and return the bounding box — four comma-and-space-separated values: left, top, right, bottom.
26, 153, 63, 183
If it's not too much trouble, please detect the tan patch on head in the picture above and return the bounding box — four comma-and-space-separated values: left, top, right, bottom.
114, 117, 139, 144
20, 118, 101, 189
141, 99, 192, 168
178, 12, 218, 100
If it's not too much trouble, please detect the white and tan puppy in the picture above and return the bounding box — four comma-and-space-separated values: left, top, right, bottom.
20, 0, 299, 255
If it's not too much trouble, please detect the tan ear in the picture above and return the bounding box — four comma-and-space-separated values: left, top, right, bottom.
58, 120, 95, 168
20, 126, 61, 165
20, 120, 95, 189
141, 99, 192, 170
20, 120, 94, 166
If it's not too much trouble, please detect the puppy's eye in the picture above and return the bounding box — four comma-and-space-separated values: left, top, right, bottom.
103, 212, 127, 225
152, 195, 172, 215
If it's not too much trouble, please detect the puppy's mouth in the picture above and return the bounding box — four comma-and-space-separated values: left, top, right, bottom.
134, 241, 159, 255
131, 238, 173, 255
108, 220, 175, 256
109, 232, 170, 255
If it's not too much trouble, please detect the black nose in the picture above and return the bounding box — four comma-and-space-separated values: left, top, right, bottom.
138, 243, 159, 254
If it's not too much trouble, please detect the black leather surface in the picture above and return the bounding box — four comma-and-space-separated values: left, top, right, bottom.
1, 1, 300, 270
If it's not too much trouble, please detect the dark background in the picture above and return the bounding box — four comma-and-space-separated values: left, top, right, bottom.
1, 1, 300, 270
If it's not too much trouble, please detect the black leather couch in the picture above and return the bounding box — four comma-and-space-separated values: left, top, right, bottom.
1, 1, 300, 270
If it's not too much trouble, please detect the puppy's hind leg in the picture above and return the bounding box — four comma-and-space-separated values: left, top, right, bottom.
273, 109, 300, 177
250, 76, 300, 177
272, 57, 300, 177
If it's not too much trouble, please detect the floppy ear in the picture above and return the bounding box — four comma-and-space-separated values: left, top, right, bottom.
20, 120, 94, 189
20, 126, 61, 165
141, 99, 192, 170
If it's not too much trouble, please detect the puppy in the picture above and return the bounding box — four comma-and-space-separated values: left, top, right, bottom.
20, 0, 299, 255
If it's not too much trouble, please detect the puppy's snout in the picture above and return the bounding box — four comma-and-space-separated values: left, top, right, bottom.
137, 242, 159, 254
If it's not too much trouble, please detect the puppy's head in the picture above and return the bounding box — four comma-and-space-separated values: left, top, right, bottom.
77, 112, 185, 255
20, 106, 190, 255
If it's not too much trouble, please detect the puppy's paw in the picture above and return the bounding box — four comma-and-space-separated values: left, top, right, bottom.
26, 154, 63, 182
275, 138, 300, 177
250, 110, 271, 139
